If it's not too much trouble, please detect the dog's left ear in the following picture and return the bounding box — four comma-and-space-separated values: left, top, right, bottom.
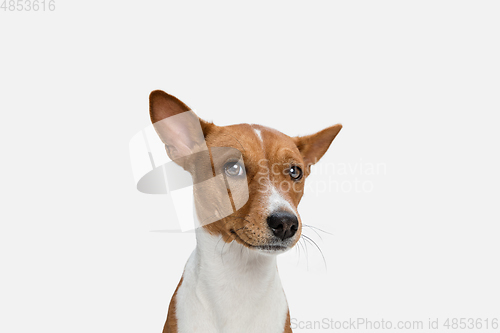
293, 124, 342, 174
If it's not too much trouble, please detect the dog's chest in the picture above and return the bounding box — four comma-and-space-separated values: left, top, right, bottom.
174, 239, 289, 333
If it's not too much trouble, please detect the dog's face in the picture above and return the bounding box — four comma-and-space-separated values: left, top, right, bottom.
150, 90, 341, 254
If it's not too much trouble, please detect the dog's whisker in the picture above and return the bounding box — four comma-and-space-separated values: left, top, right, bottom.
302, 234, 328, 271
221, 231, 238, 265
221, 238, 228, 265
302, 238, 310, 271
227, 239, 235, 257
294, 241, 299, 264
214, 235, 224, 258
303, 224, 333, 236
303, 226, 324, 241
296, 239, 304, 266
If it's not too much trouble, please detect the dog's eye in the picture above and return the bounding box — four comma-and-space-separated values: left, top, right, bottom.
224, 161, 244, 177
289, 166, 303, 180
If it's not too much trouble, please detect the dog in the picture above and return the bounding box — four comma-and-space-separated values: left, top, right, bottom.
149, 90, 342, 333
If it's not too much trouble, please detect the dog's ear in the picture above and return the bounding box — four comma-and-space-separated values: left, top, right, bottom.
149, 90, 213, 161
294, 124, 342, 173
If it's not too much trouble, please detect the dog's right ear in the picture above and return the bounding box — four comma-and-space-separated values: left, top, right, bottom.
149, 90, 213, 161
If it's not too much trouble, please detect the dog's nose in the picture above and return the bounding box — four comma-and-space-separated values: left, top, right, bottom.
267, 211, 299, 241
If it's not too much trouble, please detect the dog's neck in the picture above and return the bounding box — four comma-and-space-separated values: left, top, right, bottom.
194, 226, 280, 289
175, 227, 289, 333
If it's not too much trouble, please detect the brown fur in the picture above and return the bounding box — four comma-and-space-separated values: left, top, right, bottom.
284, 310, 293, 333
162, 277, 183, 333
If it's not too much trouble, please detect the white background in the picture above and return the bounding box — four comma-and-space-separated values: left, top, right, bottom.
1, 1, 499, 332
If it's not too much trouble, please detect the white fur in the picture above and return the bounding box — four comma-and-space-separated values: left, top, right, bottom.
253, 128, 263, 142
175, 228, 289, 333
268, 186, 297, 216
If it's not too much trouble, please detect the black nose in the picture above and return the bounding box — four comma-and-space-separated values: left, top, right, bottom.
267, 211, 299, 241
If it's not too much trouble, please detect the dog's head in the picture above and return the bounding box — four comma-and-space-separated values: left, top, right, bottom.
150, 90, 341, 254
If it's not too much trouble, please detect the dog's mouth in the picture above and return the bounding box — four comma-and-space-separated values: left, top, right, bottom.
230, 229, 290, 253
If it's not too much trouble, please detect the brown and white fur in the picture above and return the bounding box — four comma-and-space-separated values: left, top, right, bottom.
149, 90, 342, 333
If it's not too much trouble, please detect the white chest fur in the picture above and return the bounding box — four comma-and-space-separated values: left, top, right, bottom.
175, 228, 289, 333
